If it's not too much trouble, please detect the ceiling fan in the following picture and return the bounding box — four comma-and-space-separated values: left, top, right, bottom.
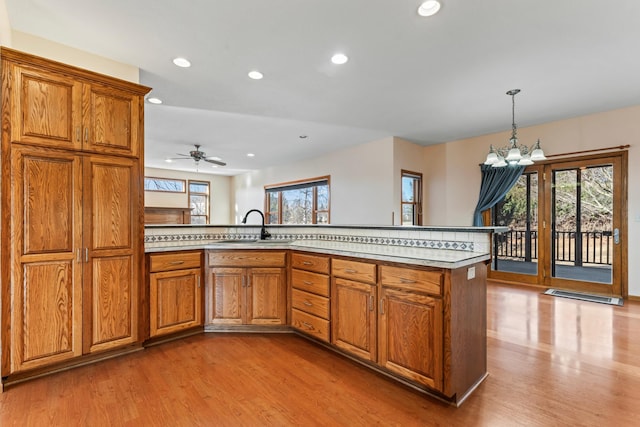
170, 144, 226, 166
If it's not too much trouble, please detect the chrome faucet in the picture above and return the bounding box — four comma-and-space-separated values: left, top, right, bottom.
241, 209, 271, 240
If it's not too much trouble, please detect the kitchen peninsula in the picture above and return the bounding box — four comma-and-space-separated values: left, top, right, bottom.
146, 224, 503, 405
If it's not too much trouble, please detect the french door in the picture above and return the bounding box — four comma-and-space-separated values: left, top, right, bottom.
489, 152, 627, 297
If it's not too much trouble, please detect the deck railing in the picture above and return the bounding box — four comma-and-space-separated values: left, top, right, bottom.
495, 230, 612, 266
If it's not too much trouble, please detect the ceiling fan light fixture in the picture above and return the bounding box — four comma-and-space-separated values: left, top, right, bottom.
248, 70, 264, 80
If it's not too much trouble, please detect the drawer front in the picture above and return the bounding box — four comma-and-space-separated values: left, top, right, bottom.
291, 269, 330, 297
149, 251, 201, 273
380, 265, 443, 295
332, 258, 377, 284
291, 252, 330, 274
291, 309, 329, 342
208, 251, 286, 267
292, 289, 330, 319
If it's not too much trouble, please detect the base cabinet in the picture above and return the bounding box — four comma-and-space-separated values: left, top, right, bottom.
148, 251, 203, 338
379, 287, 443, 391
331, 258, 377, 362
290, 252, 331, 341
206, 251, 287, 327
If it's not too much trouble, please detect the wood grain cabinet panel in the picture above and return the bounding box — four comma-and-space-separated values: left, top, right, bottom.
8, 147, 83, 373
332, 258, 377, 284
149, 267, 202, 337
290, 252, 330, 274
379, 287, 443, 391
331, 277, 377, 362
1, 48, 149, 378
207, 256, 286, 327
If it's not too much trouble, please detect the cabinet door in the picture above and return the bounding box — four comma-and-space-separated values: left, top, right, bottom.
379, 287, 443, 391
331, 278, 377, 362
246, 268, 286, 325
83, 83, 141, 157
209, 268, 244, 325
149, 268, 202, 337
6, 147, 83, 374
8, 63, 83, 150
83, 155, 140, 353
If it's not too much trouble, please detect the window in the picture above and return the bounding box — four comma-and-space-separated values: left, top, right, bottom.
144, 177, 185, 192
401, 170, 422, 225
189, 180, 209, 224
265, 177, 330, 224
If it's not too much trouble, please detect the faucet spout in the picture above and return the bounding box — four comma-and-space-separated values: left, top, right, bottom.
241, 209, 271, 240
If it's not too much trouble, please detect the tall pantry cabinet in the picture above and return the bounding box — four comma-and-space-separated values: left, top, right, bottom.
0, 48, 150, 377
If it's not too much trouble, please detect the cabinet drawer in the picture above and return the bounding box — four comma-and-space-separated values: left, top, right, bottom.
380, 265, 443, 295
332, 258, 376, 284
291, 269, 330, 297
291, 309, 329, 342
149, 251, 201, 273
291, 252, 330, 274
208, 251, 285, 267
292, 289, 330, 320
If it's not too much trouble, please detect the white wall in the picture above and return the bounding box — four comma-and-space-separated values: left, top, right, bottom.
232, 137, 397, 225
144, 167, 232, 224
7, 30, 139, 83
423, 105, 640, 296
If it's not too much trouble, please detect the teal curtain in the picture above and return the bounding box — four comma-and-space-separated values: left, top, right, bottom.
473, 164, 524, 226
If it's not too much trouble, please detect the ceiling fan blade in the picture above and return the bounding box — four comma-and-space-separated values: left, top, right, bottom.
204, 158, 226, 166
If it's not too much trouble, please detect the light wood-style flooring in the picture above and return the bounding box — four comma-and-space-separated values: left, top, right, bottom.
2, 282, 639, 426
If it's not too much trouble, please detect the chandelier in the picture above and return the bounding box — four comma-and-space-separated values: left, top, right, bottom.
484, 89, 546, 167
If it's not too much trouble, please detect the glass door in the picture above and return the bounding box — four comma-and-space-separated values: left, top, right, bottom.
489, 152, 627, 297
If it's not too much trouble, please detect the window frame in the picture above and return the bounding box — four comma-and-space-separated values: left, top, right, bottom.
188, 180, 210, 224
264, 176, 330, 225
144, 177, 186, 193
401, 170, 423, 226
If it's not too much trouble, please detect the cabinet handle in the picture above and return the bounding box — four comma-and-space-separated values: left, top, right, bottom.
242, 276, 246, 288
76, 248, 81, 263
196, 275, 200, 288
380, 298, 385, 315
85, 248, 89, 263
169, 260, 185, 265
400, 278, 416, 284
369, 295, 374, 311
84, 127, 89, 142
303, 300, 313, 307
303, 280, 313, 285
76, 127, 81, 142
345, 268, 357, 274
302, 261, 312, 265
246, 276, 251, 288
302, 321, 313, 329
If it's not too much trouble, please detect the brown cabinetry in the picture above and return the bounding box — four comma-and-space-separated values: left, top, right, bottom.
1, 48, 149, 377
331, 259, 377, 362
206, 251, 287, 327
290, 252, 331, 341
148, 251, 203, 338
6, 56, 141, 156
379, 265, 444, 391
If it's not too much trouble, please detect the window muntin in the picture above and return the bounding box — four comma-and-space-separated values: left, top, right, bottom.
401, 171, 422, 225
265, 177, 330, 224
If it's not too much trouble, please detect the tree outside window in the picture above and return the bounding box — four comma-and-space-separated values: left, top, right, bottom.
401, 170, 422, 225
265, 177, 330, 224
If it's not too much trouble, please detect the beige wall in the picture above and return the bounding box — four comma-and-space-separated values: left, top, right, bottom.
232, 137, 397, 225
423, 105, 640, 296
144, 167, 232, 224
7, 30, 139, 83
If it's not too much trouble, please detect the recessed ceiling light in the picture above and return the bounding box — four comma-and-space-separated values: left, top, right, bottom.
331, 53, 349, 65
173, 57, 191, 68
147, 97, 163, 104
247, 153, 255, 157
418, 1, 441, 17
248, 70, 264, 80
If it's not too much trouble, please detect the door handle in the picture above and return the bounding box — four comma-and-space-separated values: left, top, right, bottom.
614, 228, 620, 245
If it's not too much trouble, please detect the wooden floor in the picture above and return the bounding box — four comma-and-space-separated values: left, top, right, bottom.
2, 282, 640, 426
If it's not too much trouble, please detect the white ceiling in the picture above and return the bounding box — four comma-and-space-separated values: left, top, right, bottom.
6, 0, 640, 175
